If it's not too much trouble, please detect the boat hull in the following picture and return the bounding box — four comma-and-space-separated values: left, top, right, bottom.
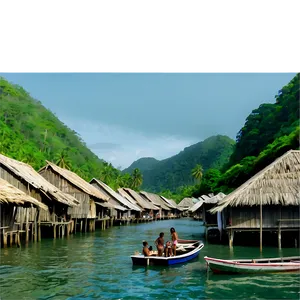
131, 242, 204, 266
205, 256, 300, 274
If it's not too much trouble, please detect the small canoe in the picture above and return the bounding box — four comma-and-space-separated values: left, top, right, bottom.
131, 240, 204, 266
204, 256, 300, 274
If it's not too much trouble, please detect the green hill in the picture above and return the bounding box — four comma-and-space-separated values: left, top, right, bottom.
194, 73, 300, 197
0, 77, 114, 181
130, 135, 235, 193
123, 157, 160, 173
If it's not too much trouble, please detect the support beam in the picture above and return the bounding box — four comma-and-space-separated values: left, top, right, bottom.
278, 223, 281, 249
260, 189, 263, 252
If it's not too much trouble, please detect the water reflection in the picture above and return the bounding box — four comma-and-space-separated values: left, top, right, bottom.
1, 219, 299, 300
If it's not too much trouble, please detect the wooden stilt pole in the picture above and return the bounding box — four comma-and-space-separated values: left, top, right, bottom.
85, 218, 87, 233
53, 225, 56, 239
10, 233, 13, 247
3, 233, 7, 248
80, 220, 83, 232
278, 221, 281, 249
25, 209, 29, 244
260, 189, 263, 252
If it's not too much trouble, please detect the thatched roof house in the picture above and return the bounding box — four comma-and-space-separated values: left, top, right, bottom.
160, 196, 178, 209
0, 178, 48, 210
90, 178, 141, 213
178, 197, 199, 210
0, 154, 79, 222
210, 150, 300, 213
140, 191, 171, 211
189, 199, 204, 213
119, 188, 159, 211
117, 188, 139, 206
39, 161, 109, 220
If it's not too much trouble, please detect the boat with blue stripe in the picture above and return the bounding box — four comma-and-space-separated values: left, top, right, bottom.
131, 240, 204, 266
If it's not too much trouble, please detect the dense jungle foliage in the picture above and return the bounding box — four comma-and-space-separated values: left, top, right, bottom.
124, 135, 235, 193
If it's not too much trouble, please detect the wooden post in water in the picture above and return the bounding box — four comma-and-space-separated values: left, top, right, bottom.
25, 209, 29, 244
259, 188, 263, 253
75, 218, 77, 234
53, 225, 56, 239
85, 218, 88, 233
80, 220, 83, 232
278, 221, 281, 249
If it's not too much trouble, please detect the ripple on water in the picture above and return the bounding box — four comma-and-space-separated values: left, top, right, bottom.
1, 219, 299, 300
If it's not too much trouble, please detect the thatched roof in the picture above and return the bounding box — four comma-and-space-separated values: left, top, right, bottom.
40, 161, 109, 201
203, 192, 226, 204
117, 188, 140, 206
95, 201, 127, 211
189, 199, 204, 212
178, 197, 199, 209
90, 178, 141, 212
210, 150, 300, 213
0, 178, 48, 210
140, 191, 171, 210
160, 196, 179, 209
121, 188, 159, 210
0, 154, 79, 207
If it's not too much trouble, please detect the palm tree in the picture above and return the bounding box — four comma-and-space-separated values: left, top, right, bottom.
100, 164, 115, 184
55, 149, 72, 170
131, 168, 143, 189
191, 164, 203, 182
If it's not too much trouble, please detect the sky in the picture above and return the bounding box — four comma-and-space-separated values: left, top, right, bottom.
0, 73, 296, 169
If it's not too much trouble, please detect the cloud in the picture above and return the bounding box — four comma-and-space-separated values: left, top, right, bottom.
58, 117, 197, 169
88, 142, 123, 151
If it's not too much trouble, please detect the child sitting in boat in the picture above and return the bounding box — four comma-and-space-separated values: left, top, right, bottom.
165, 241, 173, 257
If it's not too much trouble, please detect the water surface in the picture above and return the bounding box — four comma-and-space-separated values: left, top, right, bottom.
0, 219, 299, 299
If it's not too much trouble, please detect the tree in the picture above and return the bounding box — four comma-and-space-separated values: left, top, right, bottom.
99, 164, 115, 184
131, 168, 143, 189
55, 149, 72, 170
191, 164, 203, 182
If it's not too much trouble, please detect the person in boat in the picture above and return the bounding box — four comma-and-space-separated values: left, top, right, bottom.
165, 240, 173, 257
170, 227, 178, 256
142, 241, 155, 256
155, 232, 165, 256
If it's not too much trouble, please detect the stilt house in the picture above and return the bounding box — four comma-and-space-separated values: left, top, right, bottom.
0, 154, 79, 235
118, 188, 159, 218
90, 178, 142, 220
39, 161, 109, 232
140, 191, 170, 219
210, 150, 300, 249
0, 178, 48, 247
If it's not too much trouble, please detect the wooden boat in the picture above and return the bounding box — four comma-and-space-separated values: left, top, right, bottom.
131, 240, 204, 266
204, 256, 300, 274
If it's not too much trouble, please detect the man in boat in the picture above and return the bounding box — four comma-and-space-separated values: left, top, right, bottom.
155, 232, 165, 256
170, 227, 178, 256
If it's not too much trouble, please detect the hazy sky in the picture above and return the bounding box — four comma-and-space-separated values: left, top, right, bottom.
1, 73, 296, 169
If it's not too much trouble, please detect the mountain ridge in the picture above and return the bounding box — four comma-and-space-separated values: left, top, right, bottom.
125, 135, 235, 193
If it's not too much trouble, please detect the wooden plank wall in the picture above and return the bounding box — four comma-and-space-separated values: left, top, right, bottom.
39, 168, 93, 219
0, 166, 51, 222
230, 206, 299, 228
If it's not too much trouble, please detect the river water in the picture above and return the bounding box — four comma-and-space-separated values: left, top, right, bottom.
0, 219, 299, 300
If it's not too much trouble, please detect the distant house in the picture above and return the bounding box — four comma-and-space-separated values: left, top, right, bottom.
178, 197, 199, 214
0, 154, 79, 230
0, 178, 48, 247
140, 191, 170, 218
118, 188, 159, 218
160, 196, 183, 217
90, 178, 142, 220
39, 161, 109, 232
210, 150, 300, 248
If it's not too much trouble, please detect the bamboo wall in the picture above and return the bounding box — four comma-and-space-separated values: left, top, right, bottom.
228, 205, 300, 229
39, 168, 95, 219
0, 204, 15, 228
0, 166, 53, 221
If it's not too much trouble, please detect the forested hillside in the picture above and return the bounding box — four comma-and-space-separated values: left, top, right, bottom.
123, 157, 160, 174
131, 135, 235, 193
0, 77, 141, 191
193, 73, 300, 197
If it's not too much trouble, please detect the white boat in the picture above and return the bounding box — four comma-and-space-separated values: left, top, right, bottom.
204, 256, 300, 274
